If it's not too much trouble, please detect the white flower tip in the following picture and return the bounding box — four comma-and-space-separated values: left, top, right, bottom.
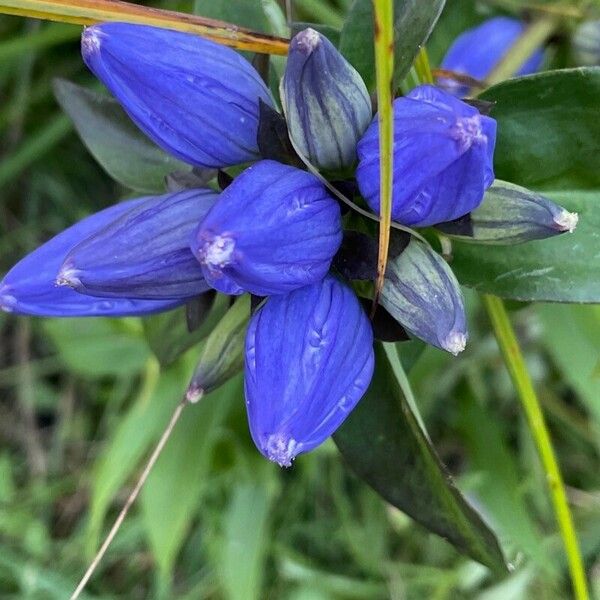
264, 433, 298, 468
443, 330, 467, 356
81, 26, 103, 57
0, 285, 16, 313
553, 210, 578, 233
295, 28, 321, 54
55, 264, 82, 289
185, 384, 204, 404
199, 234, 236, 270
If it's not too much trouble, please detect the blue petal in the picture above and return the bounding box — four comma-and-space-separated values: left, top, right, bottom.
81, 23, 274, 168
440, 17, 544, 95
356, 85, 496, 227
59, 189, 216, 300
192, 160, 343, 296
1, 200, 183, 317
245, 275, 374, 466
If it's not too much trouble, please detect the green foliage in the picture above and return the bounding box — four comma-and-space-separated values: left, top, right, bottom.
340, 0, 445, 89
53, 78, 188, 193
452, 190, 600, 302
335, 344, 507, 574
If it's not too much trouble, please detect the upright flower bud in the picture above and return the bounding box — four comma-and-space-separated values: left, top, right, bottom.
440, 17, 544, 95
357, 85, 496, 227
81, 23, 274, 168
191, 160, 342, 296
281, 28, 372, 171
572, 20, 600, 66
381, 239, 467, 355
245, 276, 374, 466
57, 189, 216, 300
0, 200, 183, 317
438, 180, 578, 244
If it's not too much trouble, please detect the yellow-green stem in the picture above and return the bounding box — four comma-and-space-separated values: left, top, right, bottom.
371, 0, 394, 314
0, 0, 289, 54
483, 295, 589, 600
414, 46, 434, 85
486, 14, 557, 86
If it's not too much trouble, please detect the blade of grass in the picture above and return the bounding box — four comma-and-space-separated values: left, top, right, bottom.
482, 294, 589, 600
371, 0, 394, 316
0, 0, 289, 55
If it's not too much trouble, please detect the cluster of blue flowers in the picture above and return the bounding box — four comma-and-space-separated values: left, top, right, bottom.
0, 17, 553, 466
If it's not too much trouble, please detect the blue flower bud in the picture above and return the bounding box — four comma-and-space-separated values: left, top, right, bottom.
281, 28, 372, 171
356, 85, 496, 227
191, 160, 343, 296
439, 180, 579, 245
1, 200, 184, 317
245, 275, 374, 466
381, 239, 467, 355
81, 23, 274, 168
57, 189, 216, 300
572, 20, 600, 66
440, 17, 544, 95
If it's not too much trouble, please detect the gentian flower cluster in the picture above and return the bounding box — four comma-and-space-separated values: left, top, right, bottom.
0, 20, 575, 466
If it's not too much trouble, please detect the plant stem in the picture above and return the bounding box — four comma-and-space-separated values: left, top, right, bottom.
486, 14, 557, 86
482, 294, 589, 600
371, 0, 394, 315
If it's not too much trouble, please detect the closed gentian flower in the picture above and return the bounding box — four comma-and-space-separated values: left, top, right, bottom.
81, 22, 274, 168
0, 200, 183, 317
281, 28, 372, 171
440, 17, 544, 95
191, 160, 342, 296
58, 189, 216, 300
439, 180, 579, 245
356, 85, 496, 227
381, 239, 467, 355
245, 275, 374, 466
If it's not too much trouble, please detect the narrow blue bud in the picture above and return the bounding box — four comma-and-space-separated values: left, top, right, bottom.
381, 239, 467, 355
440, 180, 579, 245
245, 275, 374, 466
440, 17, 544, 95
1, 200, 183, 317
58, 189, 216, 300
191, 160, 342, 296
357, 85, 496, 227
281, 28, 372, 171
573, 20, 600, 66
81, 23, 274, 168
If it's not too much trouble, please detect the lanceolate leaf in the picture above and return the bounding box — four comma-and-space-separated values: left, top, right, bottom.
480, 68, 600, 190
54, 79, 188, 192
0, 0, 289, 55
452, 190, 600, 302
334, 345, 507, 574
340, 0, 446, 90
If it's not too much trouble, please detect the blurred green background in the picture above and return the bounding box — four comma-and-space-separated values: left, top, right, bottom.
1, 1, 599, 598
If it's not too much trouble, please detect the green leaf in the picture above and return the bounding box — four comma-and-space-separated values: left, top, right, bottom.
480, 68, 600, 190
536, 304, 600, 427
186, 295, 250, 399
339, 0, 446, 90
142, 294, 229, 366
451, 190, 600, 302
86, 357, 193, 554
43, 317, 150, 378
217, 475, 275, 600
53, 78, 188, 193
458, 394, 550, 569
334, 344, 507, 574
140, 375, 241, 581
